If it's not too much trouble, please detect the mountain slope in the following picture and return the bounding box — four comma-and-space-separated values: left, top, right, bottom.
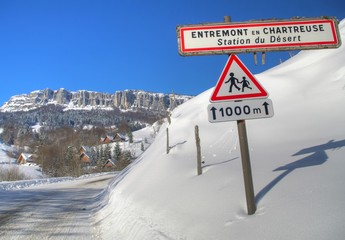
0, 89, 193, 145
0, 89, 192, 112
95, 19, 345, 240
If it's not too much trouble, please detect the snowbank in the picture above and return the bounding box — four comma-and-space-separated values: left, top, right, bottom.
0, 172, 115, 191
93, 19, 345, 240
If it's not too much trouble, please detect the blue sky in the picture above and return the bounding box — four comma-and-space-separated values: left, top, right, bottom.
0, 0, 344, 105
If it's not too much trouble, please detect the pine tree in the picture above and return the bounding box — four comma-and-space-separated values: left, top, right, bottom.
96, 147, 100, 163
100, 145, 108, 166
117, 150, 132, 170
90, 147, 97, 165
104, 144, 112, 161
64, 146, 74, 167
113, 142, 122, 161
97, 145, 104, 168
127, 130, 133, 143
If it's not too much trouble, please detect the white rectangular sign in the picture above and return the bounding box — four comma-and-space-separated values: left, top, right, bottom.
208, 99, 274, 123
177, 18, 341, 56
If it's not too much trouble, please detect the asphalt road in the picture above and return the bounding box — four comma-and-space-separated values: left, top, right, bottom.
0, 174, 115, 240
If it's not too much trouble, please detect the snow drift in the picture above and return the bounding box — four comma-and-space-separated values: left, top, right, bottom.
94, 19, 345, 240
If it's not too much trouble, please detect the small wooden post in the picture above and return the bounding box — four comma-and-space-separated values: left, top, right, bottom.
166, 128, 170, 154
237, 120, 256, 215
195, 125, 202, 175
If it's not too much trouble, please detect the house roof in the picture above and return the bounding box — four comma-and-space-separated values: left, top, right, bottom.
19, 153, 32, 160
80, 145, 91, 152
105, 135, 115, 140
116, 133, 127, 139
103, 159, 115, 167
80, 152, 90, 159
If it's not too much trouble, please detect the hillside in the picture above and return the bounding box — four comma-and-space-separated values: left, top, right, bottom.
93, 19, 345, 240
0, 89, 192, 145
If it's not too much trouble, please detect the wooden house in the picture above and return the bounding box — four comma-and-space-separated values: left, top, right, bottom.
99, 135, 115, 144
78, 145, 91, 155
79, 152, 91, 164
103, 159, 116, 168
114, 133, 127, 142
78, 145, 95, 164
17, 153, 33, 165
99, 133, 128, 144
104, 136, 114, 143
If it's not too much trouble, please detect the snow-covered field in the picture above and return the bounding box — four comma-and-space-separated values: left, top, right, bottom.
0, 143, 43, 180
92, 19, 345, 240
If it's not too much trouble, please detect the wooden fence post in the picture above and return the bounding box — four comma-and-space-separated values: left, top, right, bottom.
166, 128, 170, 154
195, 125, 202, 175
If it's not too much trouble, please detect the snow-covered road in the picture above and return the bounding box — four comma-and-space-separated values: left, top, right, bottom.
0, 174, 115, 240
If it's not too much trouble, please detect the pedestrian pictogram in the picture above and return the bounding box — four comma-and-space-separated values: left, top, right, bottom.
210, 54, 268, 102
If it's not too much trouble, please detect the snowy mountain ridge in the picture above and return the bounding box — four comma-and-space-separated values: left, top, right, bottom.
0, 88, 192, 112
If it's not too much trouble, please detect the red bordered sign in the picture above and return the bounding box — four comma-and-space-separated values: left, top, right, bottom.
210, 54, 268, 102
177, 17, 341, 56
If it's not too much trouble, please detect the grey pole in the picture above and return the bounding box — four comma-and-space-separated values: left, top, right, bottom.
195, 125, 202, 175
237, 119, 256, 215
224, 15, 256, 215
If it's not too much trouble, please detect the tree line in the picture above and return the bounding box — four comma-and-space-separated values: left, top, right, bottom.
0, 105, 163, 145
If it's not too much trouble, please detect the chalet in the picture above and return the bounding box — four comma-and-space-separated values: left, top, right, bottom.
78, 145, 96, 165
78, 145, 91, 155
99, 135, 114, 144
99, 134, 127, 144
114, 133, 127, 142
80, 152, 91, 164
104, 136, 114, 143
103, 159, 116, 168
17, 153, 33, 165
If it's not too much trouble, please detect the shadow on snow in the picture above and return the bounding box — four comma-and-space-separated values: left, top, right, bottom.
255, 139, 345, 203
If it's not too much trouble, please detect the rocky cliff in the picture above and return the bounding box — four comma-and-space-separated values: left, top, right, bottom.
0, 88, 192, 112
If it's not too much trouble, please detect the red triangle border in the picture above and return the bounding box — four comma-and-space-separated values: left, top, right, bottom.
210, 54, 268, 102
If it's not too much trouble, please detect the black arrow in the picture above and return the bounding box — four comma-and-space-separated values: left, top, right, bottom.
262, 102, 269, 115
210, 106, 217, 120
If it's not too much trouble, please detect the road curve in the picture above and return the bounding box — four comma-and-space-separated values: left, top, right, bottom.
0, 174, 115, 240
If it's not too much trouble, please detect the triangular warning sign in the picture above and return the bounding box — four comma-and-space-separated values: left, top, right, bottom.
210, 54, 268, 102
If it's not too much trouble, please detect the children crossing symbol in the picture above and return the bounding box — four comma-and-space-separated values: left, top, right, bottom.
210, 54, 268, 102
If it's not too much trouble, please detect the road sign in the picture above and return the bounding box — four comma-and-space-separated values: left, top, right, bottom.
207, 98, 274, 123
177, 17, 341, 56
210, 54, 268, 102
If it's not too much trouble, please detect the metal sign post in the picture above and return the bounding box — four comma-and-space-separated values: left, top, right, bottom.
224, 16, 256, 215
237, 119, 256, 215
176, 15, 341, 216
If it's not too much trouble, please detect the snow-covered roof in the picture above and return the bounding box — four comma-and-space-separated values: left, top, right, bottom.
19, 153, 32, 160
